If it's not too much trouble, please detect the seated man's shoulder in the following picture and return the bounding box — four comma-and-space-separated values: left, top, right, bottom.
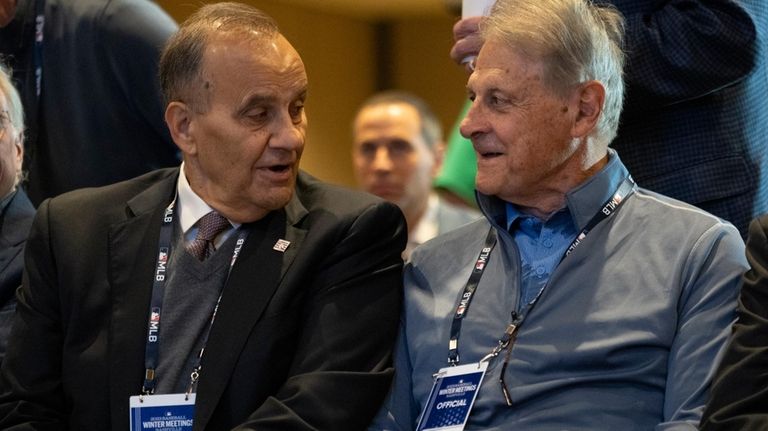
632, 187, 742, 238
42, 168, 177, 218
437, 197, 482, 228
410, 217, 490, 265
296, 171, 401, 218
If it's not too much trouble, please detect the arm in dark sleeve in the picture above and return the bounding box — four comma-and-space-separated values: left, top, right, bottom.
612, 0, 757, 104
700, 216, 768, 431
97, 0, 179, 154
0, 200, 66, 430
237, 201, 407, 430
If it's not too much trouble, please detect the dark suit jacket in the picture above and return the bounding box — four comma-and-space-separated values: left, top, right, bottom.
0, 168, 407, 430
606, 0, 768, 237
700, 215, 768, 430
0, 189, 35, 363
0, 189, 35, 305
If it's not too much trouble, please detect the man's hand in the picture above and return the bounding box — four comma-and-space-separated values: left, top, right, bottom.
450, 16, 484, 73
0, 0, 16, 28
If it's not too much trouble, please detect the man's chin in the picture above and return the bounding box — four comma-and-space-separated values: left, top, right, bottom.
260, 184, 295, 210
367, 187, 401, 203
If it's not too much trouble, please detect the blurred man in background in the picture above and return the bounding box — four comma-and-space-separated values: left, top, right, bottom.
353, 91, 479, 258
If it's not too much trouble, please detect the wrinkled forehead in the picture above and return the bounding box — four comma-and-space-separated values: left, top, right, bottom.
201, 32, 306, 83
205, 30, 277, 60
469, 39, 548, 90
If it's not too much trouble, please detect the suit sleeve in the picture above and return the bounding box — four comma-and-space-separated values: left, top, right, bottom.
367, 263, 424, 431
0, 199, 67, 429
611, 0, 757, 105
236, 201, 407, 430
656, 223, 746, 429
699, 217, 768, 431
97, 0, 179, 158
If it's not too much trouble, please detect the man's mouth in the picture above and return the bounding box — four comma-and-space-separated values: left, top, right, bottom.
479, 151, 503, 158
268, 164, 291, 173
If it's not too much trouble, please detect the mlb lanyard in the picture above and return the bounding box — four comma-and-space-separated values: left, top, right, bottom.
33, 0, 44, 98
447, 176, 636, 366
141, 199, 249, 397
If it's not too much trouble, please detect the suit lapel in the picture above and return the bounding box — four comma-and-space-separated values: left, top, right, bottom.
0, 190, 35, 276
107, 172, 178, 428
194, 193, 308, 429
0, 190, 35, 301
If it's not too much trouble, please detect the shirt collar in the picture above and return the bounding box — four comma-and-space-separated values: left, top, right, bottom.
0, 188, 17, 214
506, 202, 570, 232
411, 193, 439, 246
564, 149, 629, 231
176, 162, 239, 233
491, 149, 630, 232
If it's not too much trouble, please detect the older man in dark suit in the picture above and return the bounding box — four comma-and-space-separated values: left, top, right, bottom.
0, 3, 406, 430
0, 63, 34, 365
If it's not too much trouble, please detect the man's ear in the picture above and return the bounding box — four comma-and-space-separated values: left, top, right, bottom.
571, 80, 605, 139
12, 131, 22, 174
165, 101, 196, 155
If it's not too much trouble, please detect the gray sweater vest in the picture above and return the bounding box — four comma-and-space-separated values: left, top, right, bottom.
154, 226, 239, 394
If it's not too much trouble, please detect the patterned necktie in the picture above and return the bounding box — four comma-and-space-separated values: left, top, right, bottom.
187, 211, 230, 261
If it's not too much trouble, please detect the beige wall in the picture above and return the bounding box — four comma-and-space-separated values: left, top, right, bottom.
156, 1, 467, 188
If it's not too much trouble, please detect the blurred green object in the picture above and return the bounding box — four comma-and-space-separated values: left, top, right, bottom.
434, 100, 478, 206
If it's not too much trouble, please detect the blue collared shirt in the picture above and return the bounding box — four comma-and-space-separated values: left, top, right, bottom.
505, 206, 576, 309
504, 151, 631, 310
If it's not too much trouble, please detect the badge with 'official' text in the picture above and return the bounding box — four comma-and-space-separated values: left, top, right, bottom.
129, 393, 195, 431
416, 362, 488, 431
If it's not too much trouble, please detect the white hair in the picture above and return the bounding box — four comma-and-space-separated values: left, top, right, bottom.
482, 0, 625, 145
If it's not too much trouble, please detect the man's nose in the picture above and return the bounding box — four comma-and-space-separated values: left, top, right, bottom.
459, 99, 485, 140
372, 147, 393, 171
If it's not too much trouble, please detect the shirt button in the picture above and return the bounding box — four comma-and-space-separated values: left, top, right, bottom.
535, 266, 546, 276
543, 239, 553, 248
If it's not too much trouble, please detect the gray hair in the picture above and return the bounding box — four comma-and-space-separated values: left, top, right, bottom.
0, 62, 24, 188
482, 0, 625, 145
0, 62, 24, 137
356, 90, 443, 151
159, 2, 280, 112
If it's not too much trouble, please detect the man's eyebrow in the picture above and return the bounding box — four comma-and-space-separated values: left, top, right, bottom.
240, 94, 275, 108
238, 88, 308, 110
235, 95, 276, 118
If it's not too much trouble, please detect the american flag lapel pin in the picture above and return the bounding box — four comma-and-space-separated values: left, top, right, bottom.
273, 239, 291, 252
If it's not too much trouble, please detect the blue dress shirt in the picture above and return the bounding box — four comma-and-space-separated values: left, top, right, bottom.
505, 206, 576, 309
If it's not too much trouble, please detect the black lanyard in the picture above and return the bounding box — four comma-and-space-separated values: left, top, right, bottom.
33, 0, 44, 99
562, 177, 636, 260
447, 228, 497, 365
141, 199, 248, 395
447, 177, 636, 365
